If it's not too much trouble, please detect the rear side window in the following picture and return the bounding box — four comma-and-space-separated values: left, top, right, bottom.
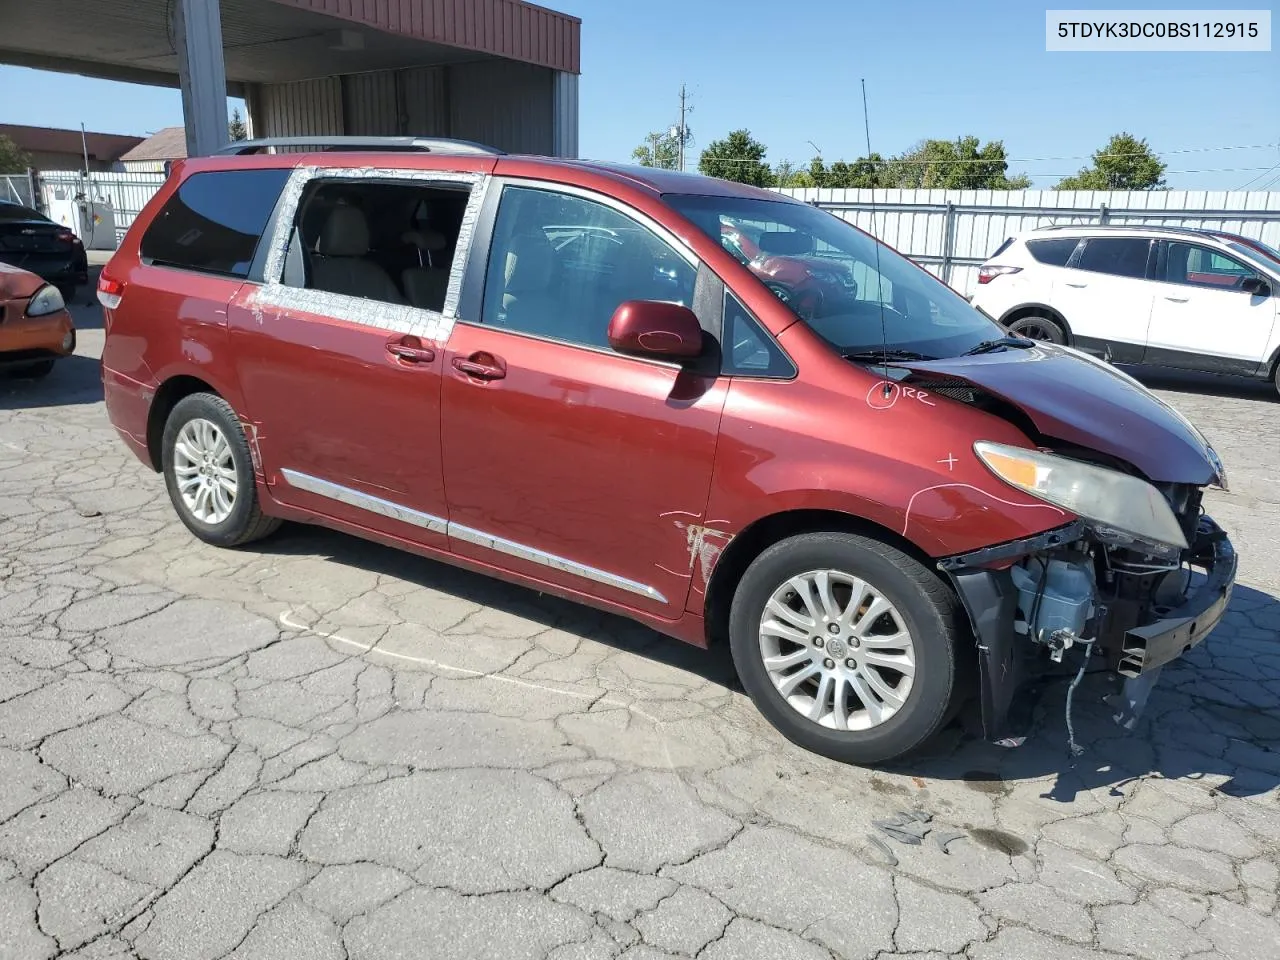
1026, 237, 1079, 266
140, 169, 289, 278
1076, 237, 1151, 279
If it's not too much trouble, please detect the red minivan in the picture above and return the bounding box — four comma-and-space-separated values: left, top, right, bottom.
100, 137, 1235, 763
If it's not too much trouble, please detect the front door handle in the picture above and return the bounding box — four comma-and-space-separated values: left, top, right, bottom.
1164, 295, 1189, 303
453, 353, 507, 380
387, 336, 436, 364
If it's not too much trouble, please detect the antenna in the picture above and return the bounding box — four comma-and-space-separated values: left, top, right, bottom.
860, 79, 891, 397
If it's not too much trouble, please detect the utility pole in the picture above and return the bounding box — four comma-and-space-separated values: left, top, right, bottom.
677, 84, 689, 172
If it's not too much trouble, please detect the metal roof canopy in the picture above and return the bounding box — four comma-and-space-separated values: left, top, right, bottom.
0, 0, 580, 91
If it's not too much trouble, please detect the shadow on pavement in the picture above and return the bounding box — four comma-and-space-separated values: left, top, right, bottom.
890, 579, 1280, 801
256, 522, 741, 690
0, 353, 103, 409
257, 521, 1280, 798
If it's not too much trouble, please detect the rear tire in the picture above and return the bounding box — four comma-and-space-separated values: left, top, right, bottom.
161, 393, 281, 548
729, 532, 962, 765
1006, 314, 1066, 344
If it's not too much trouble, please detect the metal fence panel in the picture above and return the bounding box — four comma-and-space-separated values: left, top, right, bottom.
777, 188, 1280, 295
39, 170, 167, 246
0, 173, 35, 207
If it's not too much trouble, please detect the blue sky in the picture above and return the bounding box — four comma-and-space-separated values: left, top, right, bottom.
1, 0, 1276, 189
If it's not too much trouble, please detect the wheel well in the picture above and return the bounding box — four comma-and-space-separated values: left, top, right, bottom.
702, 509, 938, 647
146, 376, 220, 471
1001, 304, 1072, 342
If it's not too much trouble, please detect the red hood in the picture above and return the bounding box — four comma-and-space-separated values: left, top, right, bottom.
0, 261, 47, 300
899, 344, 1223, 486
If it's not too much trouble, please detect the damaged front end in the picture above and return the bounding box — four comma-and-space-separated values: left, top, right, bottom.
942, 483, 1237, 747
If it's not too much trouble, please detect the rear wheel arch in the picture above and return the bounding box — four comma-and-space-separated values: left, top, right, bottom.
703, 508, 940, 648
146, 375, 222, 471
1000, 303, 1072, 343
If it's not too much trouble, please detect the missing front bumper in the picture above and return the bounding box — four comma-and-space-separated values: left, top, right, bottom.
942, 517, 1236, 744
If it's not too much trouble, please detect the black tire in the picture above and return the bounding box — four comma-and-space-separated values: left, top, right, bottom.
1006, 314, 1066, 344
161, 393, 281, 548
9, 359, 56, 379
729, 532, 962, 765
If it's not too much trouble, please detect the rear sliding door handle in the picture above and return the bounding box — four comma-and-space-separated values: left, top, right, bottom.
453, 355, 507, 380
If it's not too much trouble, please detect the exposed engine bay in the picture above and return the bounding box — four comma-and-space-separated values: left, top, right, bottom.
942, 477, 1236, 749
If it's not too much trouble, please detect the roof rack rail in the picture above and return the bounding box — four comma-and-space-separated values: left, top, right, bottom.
1038, 223, 1210, 234
217, 136, 505, 157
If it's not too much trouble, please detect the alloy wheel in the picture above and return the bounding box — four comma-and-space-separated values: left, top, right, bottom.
758, 569, 916, 731
172, 418, 237, 524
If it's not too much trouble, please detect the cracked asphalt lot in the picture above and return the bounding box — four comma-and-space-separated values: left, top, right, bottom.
1, 300, 1278, 960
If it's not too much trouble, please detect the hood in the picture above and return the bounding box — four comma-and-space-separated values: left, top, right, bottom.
899, 344, 1223, 486
0, 261, 48, 300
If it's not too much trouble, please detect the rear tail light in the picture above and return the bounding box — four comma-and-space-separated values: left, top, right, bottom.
977, 265, 1022, 285
97, 273, 124, 310
55, 229, 81, 246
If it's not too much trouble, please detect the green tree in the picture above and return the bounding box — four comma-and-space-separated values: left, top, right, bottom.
1056, 132, 1166, 190
228, 108, 248, 142
632, 131, 679, 169
888, 136, 1028, 190
698, 129, 774, 187
0, 135, 31, 174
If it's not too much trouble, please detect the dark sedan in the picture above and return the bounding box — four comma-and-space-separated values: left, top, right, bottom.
0, 201, 88, 300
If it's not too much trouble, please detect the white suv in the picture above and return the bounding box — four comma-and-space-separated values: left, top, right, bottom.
971, 225, 1280, 391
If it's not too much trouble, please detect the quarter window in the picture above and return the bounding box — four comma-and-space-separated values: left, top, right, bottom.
1165, 242, 1258, 291
140, 169, 290, 278
722, 293, 794, 377
481, 186, 696, 349
1076, 237, 1151, 279
1026, 237, 1080, 266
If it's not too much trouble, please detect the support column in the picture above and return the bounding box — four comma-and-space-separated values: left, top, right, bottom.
551, 71, 579, 159
171, 0, 229, 157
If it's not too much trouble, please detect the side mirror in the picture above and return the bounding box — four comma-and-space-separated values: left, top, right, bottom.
607, 300, 704, 360
1241, 276, 1271, 296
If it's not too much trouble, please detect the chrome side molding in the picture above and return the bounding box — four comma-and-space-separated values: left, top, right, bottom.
280, 470, 667, 604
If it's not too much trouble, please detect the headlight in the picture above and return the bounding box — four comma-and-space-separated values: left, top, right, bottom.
974, 441, 1188, 550
26, 285, 65, 318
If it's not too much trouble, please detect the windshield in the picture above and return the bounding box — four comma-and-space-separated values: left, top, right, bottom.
1225, 239, 1280, 271
666, 194, 1000, 359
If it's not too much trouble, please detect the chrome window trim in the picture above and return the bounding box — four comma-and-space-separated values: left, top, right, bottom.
251, 166, 490, 344
280, 469, 667, 604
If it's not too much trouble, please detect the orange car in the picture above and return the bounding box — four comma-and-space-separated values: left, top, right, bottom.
0, 261, 76, 378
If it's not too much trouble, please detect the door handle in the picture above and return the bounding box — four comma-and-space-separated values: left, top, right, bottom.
1163, 296, 1189, 303
386, 337, 436, 364
1065, 282, 1088, 288
453, 353, 507, 381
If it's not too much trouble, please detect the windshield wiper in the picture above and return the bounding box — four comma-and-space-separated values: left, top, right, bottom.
962, 336, 1036, 356
841, 348, 936, 363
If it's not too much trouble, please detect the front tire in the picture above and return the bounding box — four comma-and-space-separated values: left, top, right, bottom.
161, 393, 281, 547
8, 359, 56, 379
729, 532, 961, 764
1006, 314, 1066, 344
